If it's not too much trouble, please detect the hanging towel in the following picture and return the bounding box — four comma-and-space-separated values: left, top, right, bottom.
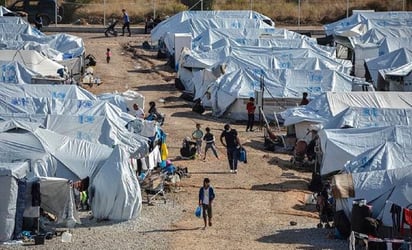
401, 208, 412, 235
390, 204, 402, 233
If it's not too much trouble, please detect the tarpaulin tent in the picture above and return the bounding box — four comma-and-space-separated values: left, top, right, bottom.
335, 165, 412, 227
0, 83, 96, 100
365, 48, 412, 90
151, 10, 274, 42
0, 50, 64, 77
323, 107, 412, 129
204, 67, 355, 120
0, 120, 143, 221
319, 125, 412, 175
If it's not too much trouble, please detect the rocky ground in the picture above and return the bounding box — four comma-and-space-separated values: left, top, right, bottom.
3, 32, 348, 250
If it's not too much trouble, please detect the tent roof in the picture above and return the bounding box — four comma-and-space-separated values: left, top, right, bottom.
151, 10, 274, 42
365, 48, 412, 85
0, 161, 29, 179
319, 125, 412, 175
324, 106, 412, 129
281, 91, 412, 127
382, 61, 412, 77
0, 50, 64, 76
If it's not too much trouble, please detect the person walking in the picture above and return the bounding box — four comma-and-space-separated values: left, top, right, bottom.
220, 124, 241, 173
133, 103, 144, 119
203, 127, 219, 161
246, 97, 256, 132
121, 9, 131, 37
106, 48, 112, 64
192, 123, 204, 158
198, 178, 215, 228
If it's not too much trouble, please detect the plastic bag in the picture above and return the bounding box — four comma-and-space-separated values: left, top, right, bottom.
195, 206, 202, 218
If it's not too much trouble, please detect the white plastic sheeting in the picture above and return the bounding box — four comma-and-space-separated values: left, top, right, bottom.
319, 126, 412, 175
323, 107, 412, 129
0, 50, 64, 77
0, 83, 97, 100
205, 68, 354, 119
151, 10, 274, 42
336, 166, 412, 227
0, 161, 30, 242
0, 6, 14, 16
324, 11, 412, 36
0, 120, 143, 221
281, 92, 412, 127
365, 48, 412, 87
90, 146, 141, 220
45, 114, 149, 158
160, 18, 274, 54
0, 61, 37, 84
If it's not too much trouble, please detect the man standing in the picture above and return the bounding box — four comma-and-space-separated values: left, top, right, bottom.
300, 92, 309, 105
220, 124, 241, 173
246, 97, 256, 132
121, 9, 131, 37
133, 103, 144, 119
198, 178, 215, 228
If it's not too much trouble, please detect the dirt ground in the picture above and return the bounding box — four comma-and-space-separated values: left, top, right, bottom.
76, 32, 347, 250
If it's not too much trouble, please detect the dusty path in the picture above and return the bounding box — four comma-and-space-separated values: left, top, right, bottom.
41, 32, 347, 249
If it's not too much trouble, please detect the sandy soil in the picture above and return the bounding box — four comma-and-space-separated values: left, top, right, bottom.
4, 32, 347, 250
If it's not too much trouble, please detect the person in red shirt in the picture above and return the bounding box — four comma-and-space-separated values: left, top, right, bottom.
246, 97, 256, 132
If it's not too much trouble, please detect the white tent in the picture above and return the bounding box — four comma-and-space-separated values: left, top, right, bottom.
323, 107, 412, 129
381, 62, 412, 91
204, 68, 355, 120
0, 50, 64, 77
151, 10, 274, 42
282, 91, 412, 127
335, 164, 412, 227
0, 120, 142, 221
365, 48, 412, 89
324, 11, 412, 37
45, 114, 149, 158
0, 61, 37, 84
0, 83, 97, 100
319, 125, 412, 175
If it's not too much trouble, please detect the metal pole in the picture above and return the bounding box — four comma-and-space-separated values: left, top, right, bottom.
153, 0, 156, 19
250, 0, 253, 10
346, 0, 349, 18
55, 0, 57, 27
103, 0, 106, 27
201, 0, 203, 11
298, 0, 301, 29
403, 0, 405, 11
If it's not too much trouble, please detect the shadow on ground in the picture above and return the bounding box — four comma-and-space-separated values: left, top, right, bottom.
131, 83, 176, 92
251, 179, 309, 191
139, 227, 202, 234
268, 156, 313, 173
256, 228, 346, 249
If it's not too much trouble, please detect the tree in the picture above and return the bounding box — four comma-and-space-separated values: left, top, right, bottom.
180, 0, 214, 10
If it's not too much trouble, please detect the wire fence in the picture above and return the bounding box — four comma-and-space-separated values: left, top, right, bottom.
5, 0, 410, 25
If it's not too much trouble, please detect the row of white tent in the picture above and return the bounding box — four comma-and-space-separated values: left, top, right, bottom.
152, 10, 371, 120
0, 8, 85, 84
0, 84, 159, 242
324, 11, 412, 90
280, 91, 412, 228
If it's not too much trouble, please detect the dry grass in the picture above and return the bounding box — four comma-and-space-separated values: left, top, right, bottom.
74, 0, 410, 25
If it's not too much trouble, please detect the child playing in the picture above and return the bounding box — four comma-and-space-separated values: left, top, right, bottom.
203, 127, 219, 161
106, 48, 112, 63
192, 123, 204, 158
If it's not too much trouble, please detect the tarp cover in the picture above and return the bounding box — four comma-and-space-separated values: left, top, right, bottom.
319, 125, 412, 175
151, 10, 274, 42
323, 107, 412, 129
281, 92, 412, 127
90, 146, 141, 220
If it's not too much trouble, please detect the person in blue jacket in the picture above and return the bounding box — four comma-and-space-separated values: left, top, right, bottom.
199, 178, 215, 228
